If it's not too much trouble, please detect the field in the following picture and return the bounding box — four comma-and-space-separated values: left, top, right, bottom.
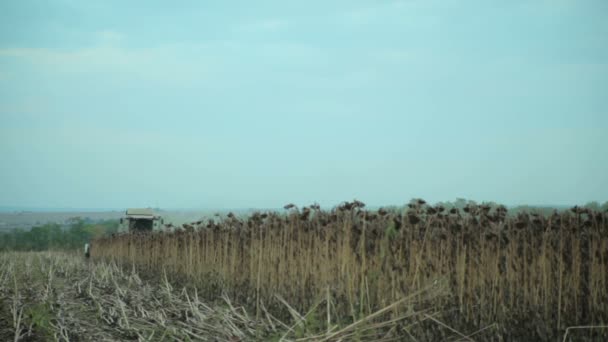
0, 251, 285, 341
92, 201, 608, 341
0, 251, 457, 341
2, 201, 607, 341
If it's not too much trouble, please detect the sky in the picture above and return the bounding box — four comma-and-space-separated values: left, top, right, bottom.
1, 0, 607, 210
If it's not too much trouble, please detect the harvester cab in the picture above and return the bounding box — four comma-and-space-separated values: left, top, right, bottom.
118, 208, 164, 233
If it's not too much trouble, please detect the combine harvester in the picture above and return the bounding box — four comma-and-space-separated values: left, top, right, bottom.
85, 208, 165, 257
117, 208, 165, 233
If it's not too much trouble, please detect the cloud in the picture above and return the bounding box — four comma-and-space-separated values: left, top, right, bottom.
0, 26, 344, 88
372, 48, 419, 64
0, 33, 215, 84
96, 30, 125, 46
233, 18, 289, 35
1, 37, 366, 97
252, 19, 287, 31
0, 98, 46, 117
338, 1, 442, 31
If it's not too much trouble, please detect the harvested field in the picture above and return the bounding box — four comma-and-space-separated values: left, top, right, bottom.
1, 251, 463, 341
0, 252, 283, 341
92, 201, 608, 341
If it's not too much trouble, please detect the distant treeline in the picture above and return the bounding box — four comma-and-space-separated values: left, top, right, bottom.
0, 218, 118, 251
378, 199, 607, 217
1, 200, 606, 251
441, 199, 608, 216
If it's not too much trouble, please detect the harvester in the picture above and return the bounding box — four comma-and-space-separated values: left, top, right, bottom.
84, 208, 164, 257
117, 208, 165, 233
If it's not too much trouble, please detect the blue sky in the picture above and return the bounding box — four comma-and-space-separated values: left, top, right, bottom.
1, 0, 607, 209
